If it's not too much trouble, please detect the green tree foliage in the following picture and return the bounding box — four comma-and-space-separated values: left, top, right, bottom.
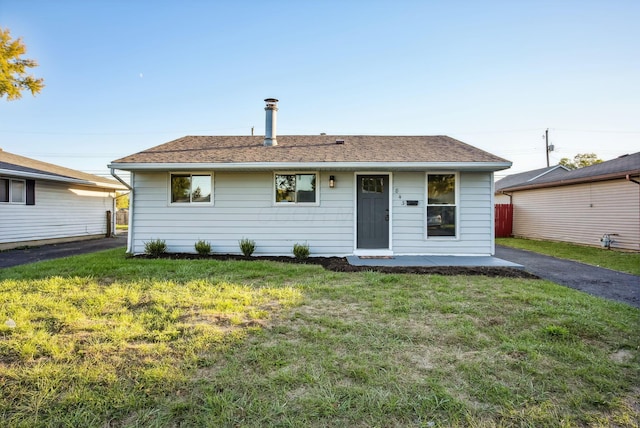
427, 174, 455, 204
116, 192, 129, 209
171, 176, 191, 202
0, 27, 44, 101
558, 153, 603, 170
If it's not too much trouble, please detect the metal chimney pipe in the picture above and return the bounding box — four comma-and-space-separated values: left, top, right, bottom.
264, 98, 278, 146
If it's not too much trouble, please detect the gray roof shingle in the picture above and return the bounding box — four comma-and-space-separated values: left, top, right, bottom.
110, 135, 510, 169
497, 152, 640, 192
495, 165, 569, 192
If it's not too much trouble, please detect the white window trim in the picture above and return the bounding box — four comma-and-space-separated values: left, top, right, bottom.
168, 172, 214, 206
425, 172, 459, 240
0, 177, 26, 204
273, 171, 320, 206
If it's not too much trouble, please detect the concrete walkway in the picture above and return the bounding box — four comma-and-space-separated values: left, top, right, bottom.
346, 254, 523, 268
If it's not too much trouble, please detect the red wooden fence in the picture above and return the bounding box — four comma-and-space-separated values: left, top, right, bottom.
495, 204, 513, 237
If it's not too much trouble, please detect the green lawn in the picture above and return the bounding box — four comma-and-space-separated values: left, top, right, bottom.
1, 249, 639, 427
496, 237, 640, 275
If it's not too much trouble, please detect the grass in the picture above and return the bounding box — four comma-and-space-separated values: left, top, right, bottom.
496, 237, 640, 275
1, 249, 639, 427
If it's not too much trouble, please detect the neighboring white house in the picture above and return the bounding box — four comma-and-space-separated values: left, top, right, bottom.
0, 149, 127, 250
109, 99, 512, 257
495, 152, 640, 251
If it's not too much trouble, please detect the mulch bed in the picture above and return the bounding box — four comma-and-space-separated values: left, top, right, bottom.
135, 253, 538, 279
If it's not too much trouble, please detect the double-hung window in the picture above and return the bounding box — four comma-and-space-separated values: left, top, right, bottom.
170, 173, 212, 204
1, 178, 27, 204
426, 173, 457, 237
275, 173, 317, 204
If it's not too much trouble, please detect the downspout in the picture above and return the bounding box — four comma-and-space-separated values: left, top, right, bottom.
111, 168, 133, 253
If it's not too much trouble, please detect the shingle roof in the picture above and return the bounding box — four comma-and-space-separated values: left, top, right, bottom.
495, 165, 569, 192
498, 152, 640, 192
110, 135, 510, 170
0, 149, 125, 189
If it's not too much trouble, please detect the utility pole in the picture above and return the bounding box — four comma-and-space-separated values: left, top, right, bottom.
545, 128, 549, 167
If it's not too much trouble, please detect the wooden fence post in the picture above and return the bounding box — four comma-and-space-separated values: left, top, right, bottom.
106, 210, 112, 237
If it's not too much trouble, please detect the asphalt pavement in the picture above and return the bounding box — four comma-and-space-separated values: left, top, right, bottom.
0, 234, 127, 269
495, 245, 640, 309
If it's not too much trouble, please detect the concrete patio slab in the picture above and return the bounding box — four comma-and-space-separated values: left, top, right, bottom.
346, 255, 523, 268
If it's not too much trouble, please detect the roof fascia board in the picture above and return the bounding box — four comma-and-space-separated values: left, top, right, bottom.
108, 161, 512, 172
0, 168, 92, 184
0, 168, 126, 190
500, 170, 640, 192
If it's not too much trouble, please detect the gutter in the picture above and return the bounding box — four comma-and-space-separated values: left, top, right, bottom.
0, 168, 121, 188
497, 191, 513, 204
110, 168, 132, 190
107, 161, 513, 172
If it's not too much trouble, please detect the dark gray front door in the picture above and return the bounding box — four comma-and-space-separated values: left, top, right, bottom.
357, 175, 389, 249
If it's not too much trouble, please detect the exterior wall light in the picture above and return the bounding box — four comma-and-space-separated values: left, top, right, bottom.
329, 175, 335, 188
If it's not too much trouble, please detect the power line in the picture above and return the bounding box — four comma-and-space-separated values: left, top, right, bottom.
551, 128, 640, 134
0, 126, 256, 136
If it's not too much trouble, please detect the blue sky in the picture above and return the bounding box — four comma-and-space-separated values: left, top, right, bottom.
1, 0, 638, 180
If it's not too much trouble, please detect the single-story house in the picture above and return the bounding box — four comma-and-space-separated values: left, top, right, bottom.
0, 149, 127, 250
495, 152, 640, 251
109, 99, 512, 257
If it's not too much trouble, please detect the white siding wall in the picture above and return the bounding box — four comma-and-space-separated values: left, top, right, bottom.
131, 171, 354, 255
131, 170, 495, 256
494, 193, 511, 204
392, 172, 494, 255
0, 180, 114, 247
512, 179, 640, 251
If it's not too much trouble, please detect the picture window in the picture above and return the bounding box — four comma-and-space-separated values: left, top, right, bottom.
275, 173, 317, 204
170, 173, 212, 204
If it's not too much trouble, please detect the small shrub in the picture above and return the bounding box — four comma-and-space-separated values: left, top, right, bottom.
144, 239, 167, 257
293, 243, 310, 260
239, 238, 256, 257
195, 240, 212, 255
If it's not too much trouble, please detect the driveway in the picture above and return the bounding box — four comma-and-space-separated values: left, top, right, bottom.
495, 245, 640, 309
0, 235, 127, 269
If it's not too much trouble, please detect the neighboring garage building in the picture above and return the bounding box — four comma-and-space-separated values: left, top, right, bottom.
495, 152, 640, 251
0, 149, 127, 250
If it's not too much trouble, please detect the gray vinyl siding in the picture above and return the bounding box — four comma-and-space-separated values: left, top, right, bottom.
512, 179, 640, 251
0, 180, 114, 247
391, 172, 494, 255
131, 171, 354, 255
131, 170, 496, 256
